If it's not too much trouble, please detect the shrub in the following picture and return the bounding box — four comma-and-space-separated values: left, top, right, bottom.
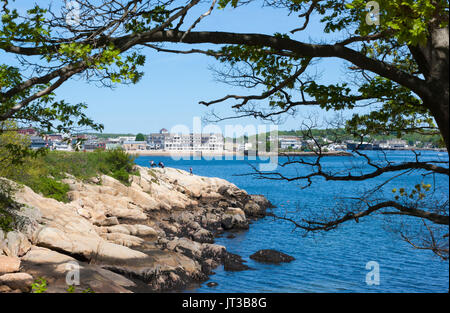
1, 148, 138, 205
31, 277, 48, 293
0, 180, 18, 232
111, 168, 130, 184
34, 177, 70, 202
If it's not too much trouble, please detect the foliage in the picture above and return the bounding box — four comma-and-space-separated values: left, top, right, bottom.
66, 285, 95, 293
1, 149, 139, 204
0, 180, 16, 233
31, 277, 48, 293
135, 133, 146, 141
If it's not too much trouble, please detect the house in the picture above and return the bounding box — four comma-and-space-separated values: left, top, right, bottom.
17, 127, 39, 137
346, 142, 376, 150
106, 143, 122, 150
52, 142, 72, 151
29, 136, 47, 149
147, 129, 170, 150
279, 136, 302, 150
122, 141, 147, 150
83, 141, 106, 151
387, 139, 408, 149
118, 136, 136, 144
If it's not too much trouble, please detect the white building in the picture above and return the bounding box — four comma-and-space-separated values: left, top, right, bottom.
164, 133, 224, 152
52, 142, 72, 151
279, 136, 302, 150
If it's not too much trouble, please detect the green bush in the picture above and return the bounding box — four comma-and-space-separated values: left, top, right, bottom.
0, 181, 18, 232
34, 177, 70, 202
111, 168, 130, 184
1, 148, 138, 204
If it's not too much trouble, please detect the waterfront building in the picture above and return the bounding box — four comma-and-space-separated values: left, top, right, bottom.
279, 136, 303, 150
122, 141, 148, 150
163, 133, 224, 152
147, 128, 224, 152
29, 136, 47, 149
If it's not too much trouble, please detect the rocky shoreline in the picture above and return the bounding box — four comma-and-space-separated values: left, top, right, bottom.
0, 166, 273, 293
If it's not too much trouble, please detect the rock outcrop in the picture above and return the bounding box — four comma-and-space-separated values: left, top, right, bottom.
249, 249, 295, 264
0, 166, 272, 293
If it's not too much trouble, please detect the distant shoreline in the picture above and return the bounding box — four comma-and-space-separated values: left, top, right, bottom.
124, 150, 354, 157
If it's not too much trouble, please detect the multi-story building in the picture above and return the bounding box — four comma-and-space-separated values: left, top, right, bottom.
17, 127, 39, 137
83, 140, 106, 151
147, 129, 169, 150
29, 136, 47, 149
279, 136, 302, 150
165, 133, 224, 152
122, 141, 147, 151
147, 129, 224, 152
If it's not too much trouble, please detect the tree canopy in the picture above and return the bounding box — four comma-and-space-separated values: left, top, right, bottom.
135, 133, 146, 141
0, 0, 448, 258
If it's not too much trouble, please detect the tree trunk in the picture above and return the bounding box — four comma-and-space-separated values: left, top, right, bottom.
418, 27, 449, 152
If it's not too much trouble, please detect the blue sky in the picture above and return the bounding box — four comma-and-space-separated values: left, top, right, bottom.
9, 1, 370, 134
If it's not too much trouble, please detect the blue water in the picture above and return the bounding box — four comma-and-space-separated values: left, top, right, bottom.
135, 151, 449, 293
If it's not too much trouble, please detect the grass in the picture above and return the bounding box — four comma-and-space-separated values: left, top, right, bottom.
2, 148, 139, 203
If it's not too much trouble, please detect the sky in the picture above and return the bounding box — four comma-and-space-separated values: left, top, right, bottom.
7, 1, 371, 135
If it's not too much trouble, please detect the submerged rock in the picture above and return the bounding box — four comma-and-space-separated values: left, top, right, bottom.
249, 249, 295, 264
223, 252, 251, 271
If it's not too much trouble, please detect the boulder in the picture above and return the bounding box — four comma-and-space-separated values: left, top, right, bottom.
20, 246, 135, 293
167, 238, 203, 259
0, 256, 21, 274
206, 281, 218, 287
101, 233, 144, 248
249, 194, 274, 210
0, 273, 34, 292
192, 228, 214, 244
249, 249, 295, 264
243, 200, 266, 218
3, 231, 32, 257
223, 252, 251, 271
221, 208, 248, 230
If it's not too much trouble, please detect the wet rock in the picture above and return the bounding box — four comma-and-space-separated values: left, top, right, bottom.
249, 249, 295, 264
221, 208, 249, 230
223, 252, 251, 271
192, 228, 214, 244
207, 281, 218, 287
250, 195, 275, 210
